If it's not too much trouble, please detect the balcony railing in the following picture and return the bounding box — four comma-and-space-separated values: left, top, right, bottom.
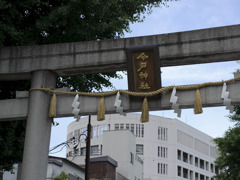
135, 155, 143, 164
67, 150, 102, 157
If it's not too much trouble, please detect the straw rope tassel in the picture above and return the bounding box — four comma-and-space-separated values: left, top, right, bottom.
141, 97, 149, 123
49, 93, 57, 118
194, 89, 203, 114
97, 97, 105, 121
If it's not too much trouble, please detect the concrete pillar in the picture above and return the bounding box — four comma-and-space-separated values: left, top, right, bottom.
20, 70, 57, 180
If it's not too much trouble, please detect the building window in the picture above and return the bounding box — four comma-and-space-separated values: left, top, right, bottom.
183, 168, 188, 179
126, 124, 130, 130
183, 152, 188, 163
195, 157, 199, 167
189, 154, 193, 164
135, 124, 143, 137
195, 172, 199, 180
158, 146, 167, 158
91, 145, 99, 155
200, 159, 204, 169
131, 124, 134, 134
158, 163, 168, 175
200, 174, 204, 180
206, 161, 209, 171
104, 124, 109, 131
93, 126, 97, 138
190, 170, 193, 180
136, 124, 139, 137
115, 124, 119, 130
130, 152, 134, 164
138, 124, 141, 137
136, 144, 144, 155
99, 125, 104, 137
97, 125, 101, 137
74, 148, 79, 155
158, 127, 168, 141
177, 166, 181, 177
92, 124, 109, 138
120, 123, 124, 130
177, 150, 181, 160
141, 124, 144, 137
74, 129, 80, 141
81, 147, 86, 156
80, 127, 87, 140
210, 163, 214, 173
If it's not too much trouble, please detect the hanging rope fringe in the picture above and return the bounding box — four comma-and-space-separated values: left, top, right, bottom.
221, 83, 234, 113
97, 97, 105, 121
72, 94, 80, 121
29, 74, 240, 119
114, 91, 125, 116
170, 87, 182, 117
49, 93, 57, 118
194, 89, 203, 114
141, 97, 149, 123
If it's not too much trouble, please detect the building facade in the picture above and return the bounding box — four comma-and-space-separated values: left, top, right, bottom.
67, 114, 218, 180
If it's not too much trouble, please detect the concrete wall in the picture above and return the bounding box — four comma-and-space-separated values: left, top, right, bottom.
103, 130, 143, 180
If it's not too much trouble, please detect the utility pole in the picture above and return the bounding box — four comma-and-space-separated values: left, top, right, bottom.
85, 115, 91, 180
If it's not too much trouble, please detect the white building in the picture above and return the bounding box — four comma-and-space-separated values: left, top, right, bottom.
103, 130, 143, 180
67, 114, 218, 180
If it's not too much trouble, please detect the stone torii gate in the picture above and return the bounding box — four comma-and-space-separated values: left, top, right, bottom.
1, 24, 240, 180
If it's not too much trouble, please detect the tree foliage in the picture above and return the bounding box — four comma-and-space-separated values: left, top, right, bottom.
0, 0, 175, 92
0, 0, 176, 173
0, 0, 173, 46
0, 121, 26, 172
213, 106, 240, 179
53, 171, 69, 180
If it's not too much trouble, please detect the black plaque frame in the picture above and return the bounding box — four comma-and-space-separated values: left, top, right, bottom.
126, 45, 161, 93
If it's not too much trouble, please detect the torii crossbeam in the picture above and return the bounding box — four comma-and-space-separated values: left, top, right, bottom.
1, 24, 240, 180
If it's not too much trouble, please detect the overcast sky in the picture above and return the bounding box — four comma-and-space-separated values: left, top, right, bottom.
50, 0, 240, 157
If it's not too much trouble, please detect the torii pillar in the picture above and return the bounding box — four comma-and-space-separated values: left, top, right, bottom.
20, 70, 57, 180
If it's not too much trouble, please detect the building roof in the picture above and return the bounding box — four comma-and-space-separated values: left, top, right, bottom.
90, 156, 118, 167
48, 156, 85, 171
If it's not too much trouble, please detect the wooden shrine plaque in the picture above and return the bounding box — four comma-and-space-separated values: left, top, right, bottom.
127, 45, 161, 92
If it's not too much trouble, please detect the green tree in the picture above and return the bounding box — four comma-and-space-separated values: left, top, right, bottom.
213, 106, 240, 180
0, 121, 26, 171
0, 0, 176, 174
53, 171, 69, 180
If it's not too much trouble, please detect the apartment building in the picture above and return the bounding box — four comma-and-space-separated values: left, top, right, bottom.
66, 114, 218, 180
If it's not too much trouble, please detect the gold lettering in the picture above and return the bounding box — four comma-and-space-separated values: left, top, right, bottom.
137, 62, 147, 72
136, 52, 149, 61
138, 82, 151, 90
139, 72, 148, 80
